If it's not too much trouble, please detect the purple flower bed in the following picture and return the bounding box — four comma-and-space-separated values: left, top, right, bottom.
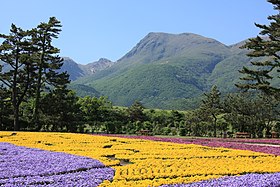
107, 135, 280, 156
160, 172, 280, 187
0, 143, 114, 186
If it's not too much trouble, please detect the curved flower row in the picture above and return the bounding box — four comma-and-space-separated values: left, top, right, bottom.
110, 135, 280, 155
160, 172, 280, 187
1, 132, 280, 187
215, 138, 280, 145
0, 142, 114, 186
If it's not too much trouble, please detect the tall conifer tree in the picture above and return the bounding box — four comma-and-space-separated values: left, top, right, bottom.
199, 85, 222, 137
237, 0, 280, 98
0, 17, 69, 131
30, 17, 70, 129
0, 24, 35, 130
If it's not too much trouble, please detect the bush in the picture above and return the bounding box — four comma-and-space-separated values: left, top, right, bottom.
179, 128, 187, 136
162, 127, 171, 135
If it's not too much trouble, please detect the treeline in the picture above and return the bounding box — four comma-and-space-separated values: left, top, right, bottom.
1, 83, 280, 138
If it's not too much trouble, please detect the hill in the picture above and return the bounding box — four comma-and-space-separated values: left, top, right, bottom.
71, 32, 253, 109
60, 57, 114, 81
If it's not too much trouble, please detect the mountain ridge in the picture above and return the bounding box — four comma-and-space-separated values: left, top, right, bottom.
68, 32, 254, 109
60, 57, 114, 81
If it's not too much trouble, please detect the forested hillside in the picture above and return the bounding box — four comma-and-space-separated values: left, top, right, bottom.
69, 33, 254, 109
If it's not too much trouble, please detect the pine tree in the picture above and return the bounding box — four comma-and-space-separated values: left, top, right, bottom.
199, 85, 222, 137
0, 85, 11, 130
0, 17, 69, 131
237, 0, 280, 98
0, 24, 35, 131
40, 86, 81, 132
127, 100, 146, 123
30, 17, 70, 130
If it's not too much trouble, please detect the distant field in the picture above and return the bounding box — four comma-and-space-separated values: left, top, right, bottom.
0, 132, 280, 186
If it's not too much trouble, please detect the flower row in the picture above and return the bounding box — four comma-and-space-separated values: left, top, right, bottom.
160, 172, 280, 187
111, 135, 280, 155
0, 142, 114, 186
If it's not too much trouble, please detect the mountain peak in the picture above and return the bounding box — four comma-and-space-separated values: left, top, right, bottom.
60, 57, 114, 81
119, 32, 229, 64
81, 58, 114, 75
96, 58, 112, 64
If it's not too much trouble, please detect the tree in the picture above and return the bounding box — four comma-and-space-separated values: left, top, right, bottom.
0, 85, 12, 130
127, 100, 146, 123
185, 110, 208, 137
169, 110, 184, 133
223, 93, 255, 134
0, 24, 35, 130
40, 87, 81, 132
78, 96, 112, 132
0, 17, 69, 131
30, 17, 70, 130
237, 0, 280, 98
223, 93, 279, 137
199, 85, 222, 137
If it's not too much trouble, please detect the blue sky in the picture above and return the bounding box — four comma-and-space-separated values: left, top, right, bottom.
0, 0, 276, 64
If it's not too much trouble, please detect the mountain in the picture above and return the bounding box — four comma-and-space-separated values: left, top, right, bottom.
80, 58, 114, 75
1, 32, 255, 110
60, 57, 114, 81
60, 57, 85, 81
68, 84, 100, 97
71, 32, 254, 109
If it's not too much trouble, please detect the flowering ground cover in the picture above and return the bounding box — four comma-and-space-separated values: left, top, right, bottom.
1, 132, 280, 187
112, 135, 280, 156
160, 173, 280, 187
0, 142, 114, 186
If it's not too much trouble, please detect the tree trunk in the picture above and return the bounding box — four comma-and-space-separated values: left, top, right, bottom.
33, 57, 44, 131
13, 106, 20, 131
33, 68, 42, 131
32, 36, 46, 131
12, 55, 20, 131
0, 103, 3, 130
213, 114, 217, 137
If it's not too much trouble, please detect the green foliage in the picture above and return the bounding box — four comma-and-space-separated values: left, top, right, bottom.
178, 128, 187, 136
30, 17, 70, 130
127, 100, 146, 122
237, 0, 280, 97
0, 23, 36, 130
40, 88, 81, 132
274, 122, 280, 134
223, 93, 279, 137
77, 96, 113, 132
198, 85, 222, 137
0, 17, 70, 131
0, 86, 13, 130
68, 84, 100, 97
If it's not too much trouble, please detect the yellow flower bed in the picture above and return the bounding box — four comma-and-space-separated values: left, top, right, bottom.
1, 131, 280, 187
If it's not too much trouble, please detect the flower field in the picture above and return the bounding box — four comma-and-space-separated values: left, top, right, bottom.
0, 132, 280, 186
111, 135, 280, 156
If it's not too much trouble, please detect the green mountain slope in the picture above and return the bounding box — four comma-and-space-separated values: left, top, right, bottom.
72, 32, 240, 109
207, 40, 253, 93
